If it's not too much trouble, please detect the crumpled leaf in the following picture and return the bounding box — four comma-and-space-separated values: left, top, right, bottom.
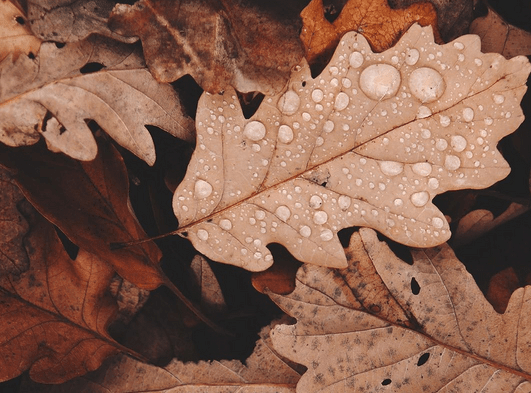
27, 0, 137, 43
20, 319, 302, 392
300, 0, 441, 66
0, 136, 164, 290
269, 228, 531, 392
388, 0, 474, 42
0, 168, 30, 275
470, 6, 531, 59
0, 35, 194, 165
0, 211, 132, 384
173, 24, 530, 271
0, 0, 41, 63
108, 0, 304, 94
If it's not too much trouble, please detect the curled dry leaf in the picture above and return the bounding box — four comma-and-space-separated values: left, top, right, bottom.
300, 0, 441, 66
0, 35, 194, 165
108, 0, 304, 94
0, 137, 164, 290
0, 0, 41, 63
269, 228, 531, 392
0, 213, 130, 384
388, 0, 474, 42
173, 24, 530, 272
0, 168, 30, 275
20, 319, 302, 392
470, 6, 531, 59
27, 0, 138, 43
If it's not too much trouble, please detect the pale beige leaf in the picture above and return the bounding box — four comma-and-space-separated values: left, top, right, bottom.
269, 228, 531, 392
470, 7, 531, 59
0, 0, 41, 63
0, 36, 194, 165
453, 202, 530, 247
20, 319, 302, 392
173, 24, 530, 271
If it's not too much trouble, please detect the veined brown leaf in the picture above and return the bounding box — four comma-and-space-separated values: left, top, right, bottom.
269, 228, 531, 392
173, 24, 530, 271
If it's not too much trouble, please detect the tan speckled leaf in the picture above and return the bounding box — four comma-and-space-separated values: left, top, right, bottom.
0, 1, 41, 63
173, 24, 530, 271
269, 228, 531, 392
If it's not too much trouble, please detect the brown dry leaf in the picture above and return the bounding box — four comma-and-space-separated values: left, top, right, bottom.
0, 35, 194, 165
0, 212, 132, 384
107, 0, 304, 94
27, 0, 138, 43
269, 228, 531, 392
452, 202, 530, 247
0, 136, 164, 290
20, 319, 302, 392
0, 0, 41, 63
300, 0, 441, 66
190, 254, 227, 315
172, 25, 530, 272
487, 267, 521, 313
388, 0, 474, 42
0, 168, 30, 275
470, 6, 531, 59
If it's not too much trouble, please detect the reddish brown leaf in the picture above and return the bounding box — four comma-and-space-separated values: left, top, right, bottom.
108, 0, 304, 94
0, 137, 163, 290
0, 214, 127, 384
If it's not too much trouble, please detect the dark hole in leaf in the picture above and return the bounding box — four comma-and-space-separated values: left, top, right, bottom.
236, 91, 265, 119
15, 16, 25, 25
181, 232, 188, 237
28, 52, 35, 59
54, 226, 79, 260
80, 62, 105, 74
320, 181, 328, 187
301, 81, 307, 87
54, 42, 66, 49
59, 125, 66, 135
411, 277, 421, 295
417, 352, 430, 366
41, 110, 53, 132
323, 0, 348, 23
381, 378, 392, 386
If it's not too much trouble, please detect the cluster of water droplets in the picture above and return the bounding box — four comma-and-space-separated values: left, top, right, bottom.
173, 24, 522, 269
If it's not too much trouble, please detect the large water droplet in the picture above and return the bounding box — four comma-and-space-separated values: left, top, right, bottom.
299, 225, 312, 237
435, 138, 448, 151
444, 155, 461, 170
410, 191, 429, 207
194, 179, 213, 199
197, 229, 209, 241
311, 89, 324, 103
278, 125, 294, 144
338, 195, 351, 210
428, 178, 439, 189
416, 106, 432, 119
244, 121, 266, 141
359, 64, 401, 101
275, 205, 291, 222
412, 162, 432, 177
349, 51, 364, 68
408, 67, 445, 103
309, 195, 323, 209
320, 229, 334, 241
462, 107, 474, 122
313, 211, 328, 225
323, 120, 335, 133
278, 90, 300, 115
219, 219, 232, 231
451, 135, 467, 152
334, 92, 350, 111
439, 115, 450, 127
255, 210, 266, 220
379, 161, 404, 176
432, 217, 444, 229
405, 48, 420, 65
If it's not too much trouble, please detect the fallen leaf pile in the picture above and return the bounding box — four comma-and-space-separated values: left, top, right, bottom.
1, 0, 531, 391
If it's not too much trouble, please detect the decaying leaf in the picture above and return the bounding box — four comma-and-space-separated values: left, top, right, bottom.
190, 254, 227, 315
108, 0, 304, 94
388, 0, 474, 42
300, 0, 441, 66
487, 267, 522, 313
0, 213, 131, 384
27, 0, 137, 43
20, 319, 302, 392
470, 6, 531, 59
0, 0, 41, 63
173, 24, 530, 272
0, 137, 164, 290
269, 228, 531, 392
0, 168, 30, 275
0, 35, 194, 165
452, 202, 530, 247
